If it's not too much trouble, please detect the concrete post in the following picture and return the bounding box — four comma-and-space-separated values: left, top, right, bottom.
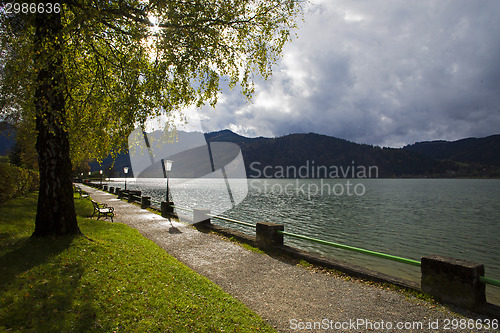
109, 187, 114, 193
141, 196, 151, 209
161, 201, 175, 218
193, 208, 211, 226
421, 255, 486, 310
114, 187, 120, 195
118, 190, 126, 199
256, 222, 284, 249
125, 190, 140, 203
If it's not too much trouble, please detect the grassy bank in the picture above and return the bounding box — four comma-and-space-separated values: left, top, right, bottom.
0, 194, 275, 332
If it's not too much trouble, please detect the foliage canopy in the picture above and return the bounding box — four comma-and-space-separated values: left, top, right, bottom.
1, 0, 302, 166
0, 0, 302, 235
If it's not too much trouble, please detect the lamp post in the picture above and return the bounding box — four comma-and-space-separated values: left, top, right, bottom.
124, 167, 129, 191
161, 159, 173, 202
100, 170, 103, 186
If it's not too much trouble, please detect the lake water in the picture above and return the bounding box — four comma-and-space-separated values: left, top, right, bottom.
105, 178, 500, 305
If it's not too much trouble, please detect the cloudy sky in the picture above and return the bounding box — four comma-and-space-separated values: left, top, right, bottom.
195, 0, 500, 148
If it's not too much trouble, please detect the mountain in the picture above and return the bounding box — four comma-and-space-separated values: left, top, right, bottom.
204, 129, 264, 145
0, 122, 16, 156
3, 117, 498, 177
89, 155, 125, 177
403, 135, 500, 166
206, 131, 458, 178
90, 130, 500, 178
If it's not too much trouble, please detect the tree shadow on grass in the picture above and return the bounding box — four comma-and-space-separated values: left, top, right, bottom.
0, 235, 74, 286
0, 236, 99, 332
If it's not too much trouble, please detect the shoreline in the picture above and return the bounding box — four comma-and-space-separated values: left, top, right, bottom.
85, 178, 500, 308
81, 184, 500, 328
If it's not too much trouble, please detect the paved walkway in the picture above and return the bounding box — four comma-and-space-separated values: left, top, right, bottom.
80, 185, 490, 332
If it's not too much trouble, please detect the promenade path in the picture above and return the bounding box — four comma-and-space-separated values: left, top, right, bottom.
80, 184, 492, 332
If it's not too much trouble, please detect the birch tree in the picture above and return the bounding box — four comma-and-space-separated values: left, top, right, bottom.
0, 0, 302, 236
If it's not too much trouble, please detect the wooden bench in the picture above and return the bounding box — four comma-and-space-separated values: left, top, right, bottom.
75, 187, 89, 199
91, 200, 115, 222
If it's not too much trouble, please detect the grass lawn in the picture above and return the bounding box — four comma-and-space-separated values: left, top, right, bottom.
0, 193, 276, 332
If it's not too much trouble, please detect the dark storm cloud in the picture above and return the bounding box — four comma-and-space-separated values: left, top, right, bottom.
199, 0, 500, 147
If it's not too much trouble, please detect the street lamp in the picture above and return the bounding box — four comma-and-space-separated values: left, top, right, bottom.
161, 159, 173, 202
100, 170, 103, 186
124, 167, 129, 190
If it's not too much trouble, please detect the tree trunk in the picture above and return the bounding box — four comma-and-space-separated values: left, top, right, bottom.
32, 11, 80, 236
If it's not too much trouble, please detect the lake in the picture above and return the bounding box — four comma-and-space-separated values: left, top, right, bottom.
104, 178, 500, 305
